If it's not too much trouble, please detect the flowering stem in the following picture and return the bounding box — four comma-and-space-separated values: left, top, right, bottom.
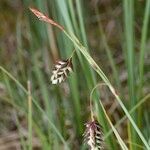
90, 83, 106, 121
69, 49, 76, 59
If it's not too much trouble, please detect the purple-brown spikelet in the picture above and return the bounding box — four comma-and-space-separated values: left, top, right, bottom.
29, 7, 64, 31
83, 120, 104, 150
51, 58, 73, 84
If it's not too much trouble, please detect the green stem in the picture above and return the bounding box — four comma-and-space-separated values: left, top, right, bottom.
27, 81, 32, 150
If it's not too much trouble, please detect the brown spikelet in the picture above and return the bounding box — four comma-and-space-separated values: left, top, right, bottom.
51, 58, 73, 84
29, 7, 64, 31
83, 120, 104, 150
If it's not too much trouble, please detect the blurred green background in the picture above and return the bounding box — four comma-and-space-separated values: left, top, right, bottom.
0, 0, 150, 149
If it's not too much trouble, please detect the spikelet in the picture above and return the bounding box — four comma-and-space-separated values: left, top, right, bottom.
51, 58, 73, 84
83, 120, 104, 150
29, 7, 64, 31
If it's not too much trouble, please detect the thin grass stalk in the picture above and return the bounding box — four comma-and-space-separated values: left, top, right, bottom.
27, 81, 32, 150
123, 1, 138, 149
75, 0, 88, 47
99, 101, 128, 150
139, 0, 150, 94
67, 0, 80, 37
138, 0, 150, 126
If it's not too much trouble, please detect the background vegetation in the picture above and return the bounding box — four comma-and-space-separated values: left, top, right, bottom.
0, 0, 150, 149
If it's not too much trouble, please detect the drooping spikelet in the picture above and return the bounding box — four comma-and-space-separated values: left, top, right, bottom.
51, 58, 73, 84
83, 120, 104, 150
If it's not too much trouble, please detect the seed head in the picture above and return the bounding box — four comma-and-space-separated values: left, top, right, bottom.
83, 120, 104, 150
51, 58, 73, 84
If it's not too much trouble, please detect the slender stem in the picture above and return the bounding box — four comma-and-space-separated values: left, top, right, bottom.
69, 49, 76, 59
90, 83, 106, 121
99, 100, 128, 150
27, 80, 32, 150
139, 0, 150, 95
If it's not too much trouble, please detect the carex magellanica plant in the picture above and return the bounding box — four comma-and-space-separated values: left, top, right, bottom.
29, 7, 150, 150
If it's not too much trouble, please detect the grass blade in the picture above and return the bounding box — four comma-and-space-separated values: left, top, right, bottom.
27, 81, 32, 150
123, 1, 138, 149
138, 0, 150, 127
